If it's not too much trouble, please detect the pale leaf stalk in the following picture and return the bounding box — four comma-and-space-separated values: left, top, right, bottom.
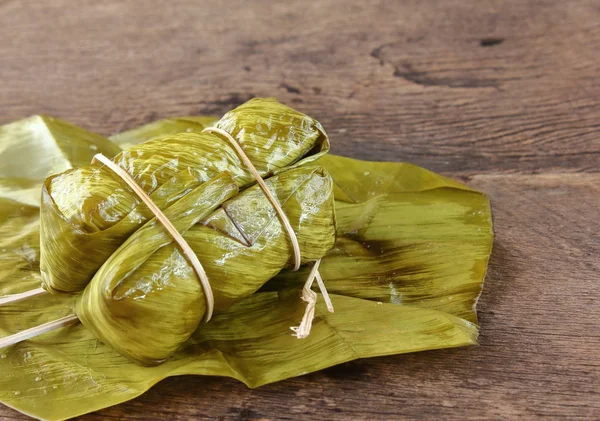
0, 314, 79, 349
0, 287, 48, 306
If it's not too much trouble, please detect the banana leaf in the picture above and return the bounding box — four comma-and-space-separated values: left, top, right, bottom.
0, 115, 492, 420
0, 115, 121, 208
40, 98, 329, 293
269, 155, 491, 324
109, 116, 218, 149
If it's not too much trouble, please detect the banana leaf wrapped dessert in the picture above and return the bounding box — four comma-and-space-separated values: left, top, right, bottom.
41, 98, 329, 293
0, 98, 336, 365
0, 100, 493, 421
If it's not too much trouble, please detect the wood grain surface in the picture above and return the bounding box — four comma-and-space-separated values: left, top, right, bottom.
1, 0, 599, 420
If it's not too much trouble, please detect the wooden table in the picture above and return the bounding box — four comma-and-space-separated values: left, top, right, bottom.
1, 1, 598, 419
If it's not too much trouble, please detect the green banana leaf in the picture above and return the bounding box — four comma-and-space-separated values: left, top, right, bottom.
0, 115, 121, 208
0, 114, 492, 420
109, 116, 218, 149
269, 154, 491, 324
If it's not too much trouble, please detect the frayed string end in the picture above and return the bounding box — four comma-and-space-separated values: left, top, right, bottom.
291, 259, 333, 339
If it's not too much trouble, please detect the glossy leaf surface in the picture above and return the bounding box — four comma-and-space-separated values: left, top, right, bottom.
40, 98, 329, 293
